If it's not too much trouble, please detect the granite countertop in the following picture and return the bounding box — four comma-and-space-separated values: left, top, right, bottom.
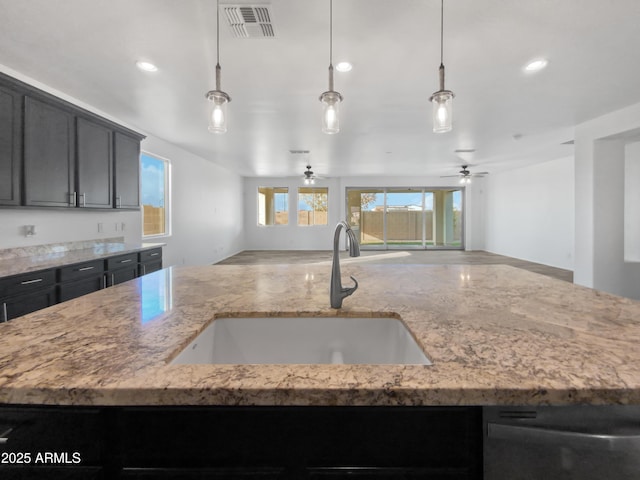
0, 240, 165, 278
0, 263, 639, 407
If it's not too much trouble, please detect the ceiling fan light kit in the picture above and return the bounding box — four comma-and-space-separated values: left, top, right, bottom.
303, 165, 316, 185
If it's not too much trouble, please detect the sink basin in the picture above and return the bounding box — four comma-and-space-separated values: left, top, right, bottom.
171, 316, 431, 365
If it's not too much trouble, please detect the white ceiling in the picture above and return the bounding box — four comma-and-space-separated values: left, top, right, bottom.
2, 0, 640, 178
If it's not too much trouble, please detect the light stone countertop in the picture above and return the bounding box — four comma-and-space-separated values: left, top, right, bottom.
0, 263, 639, 407
0, 241, 165, 278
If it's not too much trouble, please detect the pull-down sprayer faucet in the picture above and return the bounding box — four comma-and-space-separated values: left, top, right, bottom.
330, 221, 361, 309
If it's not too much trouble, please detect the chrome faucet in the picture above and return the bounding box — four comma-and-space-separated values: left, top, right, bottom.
331, 221, 361, 309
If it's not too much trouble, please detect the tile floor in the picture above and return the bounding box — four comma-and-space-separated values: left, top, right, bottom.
217, 250, 573, 283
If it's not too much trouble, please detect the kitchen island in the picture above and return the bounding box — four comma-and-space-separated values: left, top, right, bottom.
1, 263, 639, 406
1, 263, 639, 478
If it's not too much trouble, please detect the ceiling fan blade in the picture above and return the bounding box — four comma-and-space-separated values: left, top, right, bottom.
440, 174, 462, 178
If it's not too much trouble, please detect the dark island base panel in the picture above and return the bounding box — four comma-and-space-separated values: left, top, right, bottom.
0, 405, 483, 479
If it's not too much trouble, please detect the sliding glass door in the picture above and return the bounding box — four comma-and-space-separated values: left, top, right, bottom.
346, 187, 463, 250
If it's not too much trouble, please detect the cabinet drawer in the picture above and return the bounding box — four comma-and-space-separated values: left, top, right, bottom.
139, 248, 162, 263
106, 253, 138, 271
58, 260, 105, 283
0, 269, 56, 297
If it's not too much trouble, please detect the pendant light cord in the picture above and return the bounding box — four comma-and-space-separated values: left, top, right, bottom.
440, 0, 444, 67
216, 0, 221, 67
329, 0, 333, 66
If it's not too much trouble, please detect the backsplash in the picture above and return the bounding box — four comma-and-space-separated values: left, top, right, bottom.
0, 237, 125, 261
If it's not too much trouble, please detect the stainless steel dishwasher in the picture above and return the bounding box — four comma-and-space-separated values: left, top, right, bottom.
484, 405, 640, 479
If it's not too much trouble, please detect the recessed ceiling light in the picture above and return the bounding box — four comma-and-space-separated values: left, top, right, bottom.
136, 60, 158, 72
524, 58, 548, 72
335, 61, 352, 72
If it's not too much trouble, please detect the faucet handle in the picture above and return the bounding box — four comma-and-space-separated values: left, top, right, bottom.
342, 275, 359, 297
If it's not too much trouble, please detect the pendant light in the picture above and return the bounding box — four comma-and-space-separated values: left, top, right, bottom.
206, 0, 231, 134
319, 0, 343, 134
429, 0, 454, 133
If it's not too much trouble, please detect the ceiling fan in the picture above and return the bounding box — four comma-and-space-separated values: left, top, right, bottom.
441, 165, 489, 184
302, 165, 318, 185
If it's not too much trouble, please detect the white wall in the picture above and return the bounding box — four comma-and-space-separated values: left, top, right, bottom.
0, 65, 244, 266
243, 176, 341, 250
575, 101, 640, 300
484, 157, 575, 270
244, 175, 485, 251
143, 136, 244, 267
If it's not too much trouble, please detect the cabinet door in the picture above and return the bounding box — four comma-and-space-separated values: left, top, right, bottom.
0, 85, 22, 206
59, 276, 105, 302
114, 131, 140, 209
77, 117, 113, 208
24, 96, 75, 207
1, 287, 57, 322
107, 267, 139, 287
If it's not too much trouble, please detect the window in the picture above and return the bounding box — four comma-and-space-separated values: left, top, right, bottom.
141, 152, 170, 237
298, 187, 328, 226
346, 187, 463, 249
258, 187, 288, 226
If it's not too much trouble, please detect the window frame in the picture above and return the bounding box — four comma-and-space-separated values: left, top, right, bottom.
257, 186, 289, 226
297, 186, 329, 227
140, 151, 172, 239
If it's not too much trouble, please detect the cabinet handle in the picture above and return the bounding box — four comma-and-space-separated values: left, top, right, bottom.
69, 191, 77, 206
102, 275, 106, 289
111, 274, 115, 286
20, 278, 43, 285
1, 303, 7, 323
116, 196, 122, 208
119, 259, 133, 264
150, 252, 160, 257
0, 425, 13, 444
142, 264, 146, 275
77, 266, 95, 272
80, 192, 86, 207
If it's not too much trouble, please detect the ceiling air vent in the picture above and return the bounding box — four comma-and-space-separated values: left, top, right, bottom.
224, 5, 275, 38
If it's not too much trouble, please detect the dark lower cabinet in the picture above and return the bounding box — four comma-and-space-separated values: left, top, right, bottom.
139, 248, 163, 276
58, 259, 106, 302
0, 406, 482, 479
58, 276, 105, 303
0, 269, 57, 322
0, 249, 162, 322
0, 406, 105, 479
1, 287, 57, 322
106, 253, 139, 287
120, 468, 284, 479
116, 407, 482, 479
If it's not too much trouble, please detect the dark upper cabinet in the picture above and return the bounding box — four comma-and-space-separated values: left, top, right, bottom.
114, 131, 141, 209
0, 72, 144, 210
23, 96, 75, 207
0, 85, 22, 206
77, 117, 113, 208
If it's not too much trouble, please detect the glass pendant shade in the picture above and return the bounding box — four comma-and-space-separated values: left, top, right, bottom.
207, 91, 230, 134
431, 90, 453, 133
320, 90, 342, 134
